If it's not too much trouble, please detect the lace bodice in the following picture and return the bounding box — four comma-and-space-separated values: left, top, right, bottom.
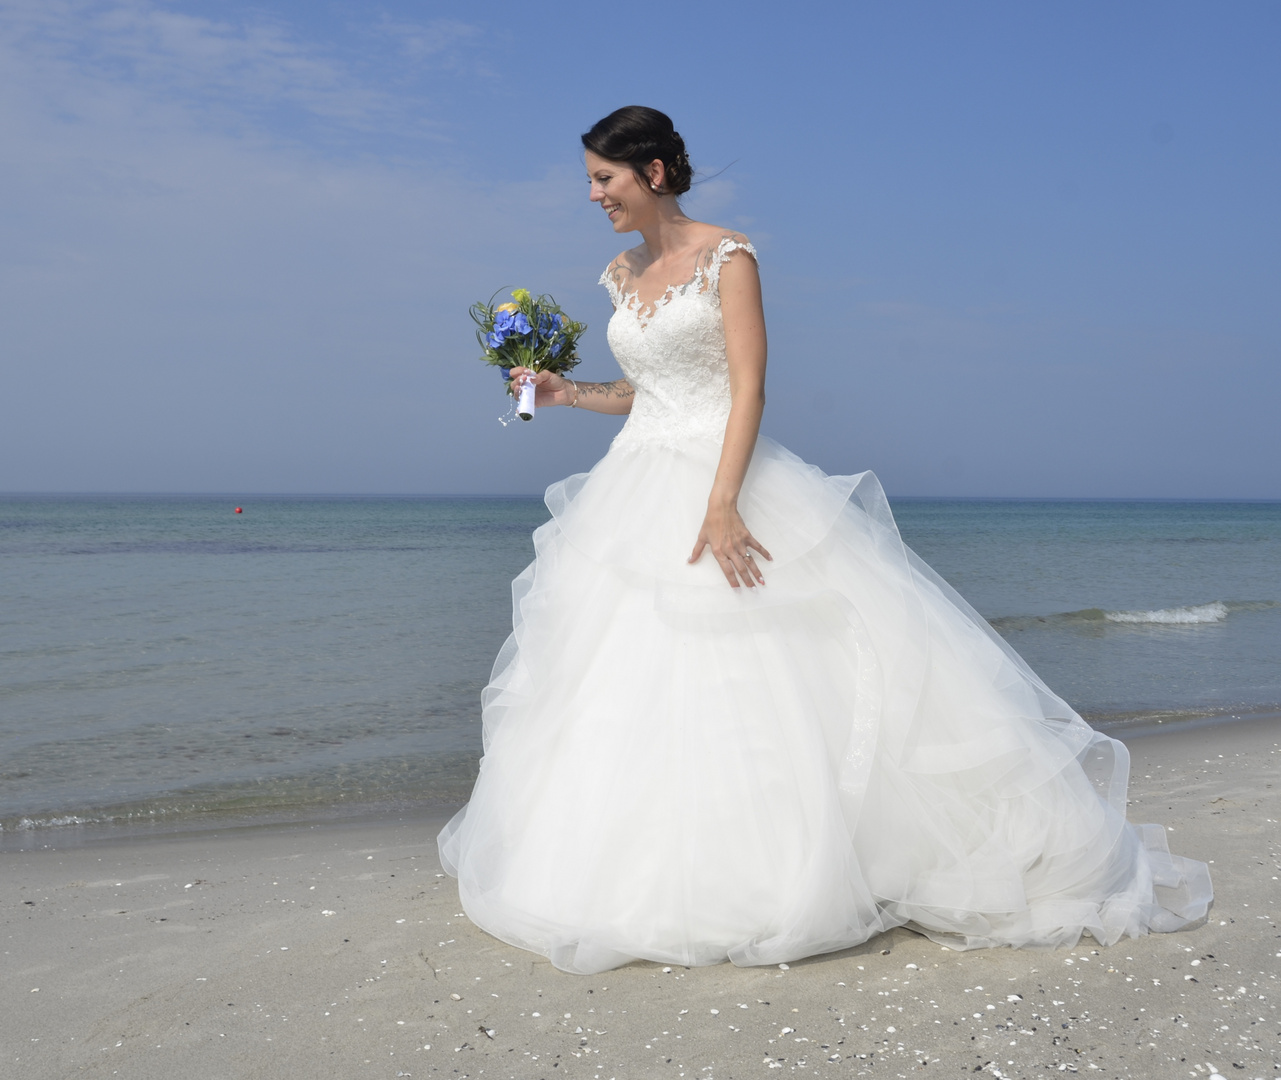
600, 235, 757, 451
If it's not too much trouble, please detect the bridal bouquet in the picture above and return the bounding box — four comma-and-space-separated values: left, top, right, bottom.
471, 289, 585, 421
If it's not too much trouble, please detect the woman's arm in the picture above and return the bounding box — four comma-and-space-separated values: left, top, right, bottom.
688, 246, 773, 589
508, 368, 634, 415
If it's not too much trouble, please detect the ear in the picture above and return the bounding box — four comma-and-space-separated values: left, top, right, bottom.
646, 158, 666, 193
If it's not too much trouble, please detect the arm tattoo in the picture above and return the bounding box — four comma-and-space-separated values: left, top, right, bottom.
578, 379, 634, 400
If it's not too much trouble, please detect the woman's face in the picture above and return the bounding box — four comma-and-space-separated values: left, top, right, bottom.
585, 150, 659, 233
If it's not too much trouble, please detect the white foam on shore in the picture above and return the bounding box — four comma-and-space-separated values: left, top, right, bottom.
1104, 601, 1228, 625
6, 815, 96, 831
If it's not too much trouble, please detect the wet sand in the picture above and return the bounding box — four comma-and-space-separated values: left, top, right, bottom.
3, 717, 1278, 1080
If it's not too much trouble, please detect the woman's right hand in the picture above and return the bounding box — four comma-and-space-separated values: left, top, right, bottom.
509, 367, 574, 407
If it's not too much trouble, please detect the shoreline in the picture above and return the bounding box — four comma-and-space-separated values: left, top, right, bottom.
3, 715, 1278, 1079
5, 707, 1278, 855
1090, 705, 1281, 739
0, 798, 464, 855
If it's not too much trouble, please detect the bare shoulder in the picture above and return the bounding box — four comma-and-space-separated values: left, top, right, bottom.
715, 226, 753, 248
688, 222, 750, 247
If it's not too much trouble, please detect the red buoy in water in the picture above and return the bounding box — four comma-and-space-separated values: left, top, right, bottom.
235, 507, 243, 514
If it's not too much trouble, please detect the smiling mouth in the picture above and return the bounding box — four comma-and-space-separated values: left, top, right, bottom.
604, 203, 621, 217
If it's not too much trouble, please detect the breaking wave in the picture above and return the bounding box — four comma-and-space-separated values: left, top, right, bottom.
1105, 601, 1228, 624
989, 599, 1276, 633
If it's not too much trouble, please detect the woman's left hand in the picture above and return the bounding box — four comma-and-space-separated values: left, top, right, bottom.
508, 366, 574, 407
689, 503, 772, 589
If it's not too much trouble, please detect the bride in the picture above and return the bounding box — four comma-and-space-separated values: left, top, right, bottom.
438, 106, 1212, 975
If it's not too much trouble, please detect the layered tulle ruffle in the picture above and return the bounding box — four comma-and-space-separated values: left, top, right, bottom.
438, 437, 1212, 974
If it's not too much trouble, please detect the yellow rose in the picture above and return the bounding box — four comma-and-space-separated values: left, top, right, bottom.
495, 302, 519, 313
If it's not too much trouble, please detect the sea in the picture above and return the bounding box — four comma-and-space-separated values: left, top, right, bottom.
2, 495, 1279, 847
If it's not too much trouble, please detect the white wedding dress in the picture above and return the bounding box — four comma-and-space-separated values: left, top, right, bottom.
439, 237, 1213, 974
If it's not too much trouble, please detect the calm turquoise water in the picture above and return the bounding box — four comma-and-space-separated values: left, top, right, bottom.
2, 495, 1278, 840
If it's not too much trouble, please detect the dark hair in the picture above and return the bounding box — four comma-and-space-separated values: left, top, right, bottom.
581, 106, 693, 197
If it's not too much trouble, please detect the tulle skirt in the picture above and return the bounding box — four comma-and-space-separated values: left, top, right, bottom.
438, 436, 1212, 974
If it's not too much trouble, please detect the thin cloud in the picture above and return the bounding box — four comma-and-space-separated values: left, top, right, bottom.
0, 0, 470, 144
372, 14, 487, 69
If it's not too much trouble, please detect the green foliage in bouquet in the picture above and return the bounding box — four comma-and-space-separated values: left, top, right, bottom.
471, 288, 586, 394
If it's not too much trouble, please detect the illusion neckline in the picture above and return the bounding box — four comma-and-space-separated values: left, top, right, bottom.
616, 277, 705, 329
609, 235, 753, 330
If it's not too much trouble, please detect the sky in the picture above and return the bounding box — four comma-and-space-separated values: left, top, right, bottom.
1, 0, 1278, 498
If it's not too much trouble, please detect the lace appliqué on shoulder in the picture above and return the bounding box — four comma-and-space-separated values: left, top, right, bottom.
598, 265, 625, 309
703, 235, 758, 292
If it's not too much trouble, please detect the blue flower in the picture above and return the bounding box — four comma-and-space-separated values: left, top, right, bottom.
487, 308, 530, 348
535, 311, 565, 351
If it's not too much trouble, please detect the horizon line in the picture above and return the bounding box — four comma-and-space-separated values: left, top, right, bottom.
3, 491, 1281, 504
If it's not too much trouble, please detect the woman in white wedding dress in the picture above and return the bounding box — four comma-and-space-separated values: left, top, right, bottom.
438, 106, 1212, 975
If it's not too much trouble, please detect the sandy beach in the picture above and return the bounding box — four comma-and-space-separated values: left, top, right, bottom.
3, 717, 1277, 1080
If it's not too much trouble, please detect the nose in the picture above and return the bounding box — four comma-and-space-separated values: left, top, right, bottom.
588, 181, 604, 203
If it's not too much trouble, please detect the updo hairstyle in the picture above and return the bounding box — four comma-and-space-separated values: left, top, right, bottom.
581, 106, 693, 197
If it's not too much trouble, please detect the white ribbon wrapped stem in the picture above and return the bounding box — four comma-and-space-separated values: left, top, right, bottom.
516, 377, 536, 421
